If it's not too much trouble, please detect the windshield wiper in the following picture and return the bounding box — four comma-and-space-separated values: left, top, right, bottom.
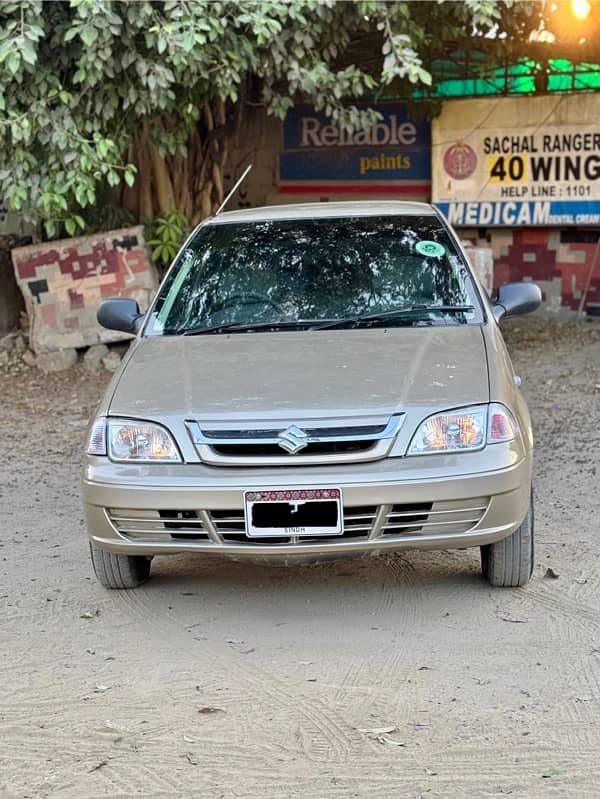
181, 320, 319, 336
310, 304, 475, 331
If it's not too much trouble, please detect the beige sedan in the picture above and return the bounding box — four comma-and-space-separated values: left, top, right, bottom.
83, 201, 540, 589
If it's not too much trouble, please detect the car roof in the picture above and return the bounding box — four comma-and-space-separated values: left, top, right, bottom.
207, 201, 439, 225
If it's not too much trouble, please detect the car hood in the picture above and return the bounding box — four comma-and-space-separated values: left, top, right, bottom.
108, 327, 489, 422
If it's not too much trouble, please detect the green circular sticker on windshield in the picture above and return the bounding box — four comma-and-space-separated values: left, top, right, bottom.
415, 240, 445, 258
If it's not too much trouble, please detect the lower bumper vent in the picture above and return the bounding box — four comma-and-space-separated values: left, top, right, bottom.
107, 498, 488, 545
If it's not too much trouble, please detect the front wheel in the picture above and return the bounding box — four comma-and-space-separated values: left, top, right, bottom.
89, 542, 151, 589
481, 495, 534, 587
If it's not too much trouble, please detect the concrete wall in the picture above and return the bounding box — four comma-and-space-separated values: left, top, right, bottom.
12, 226, 157, 353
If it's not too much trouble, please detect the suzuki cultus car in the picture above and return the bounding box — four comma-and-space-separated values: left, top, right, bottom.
83, 202, 540, 589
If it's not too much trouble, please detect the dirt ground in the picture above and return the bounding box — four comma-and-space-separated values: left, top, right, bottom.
1, 319, 600, 798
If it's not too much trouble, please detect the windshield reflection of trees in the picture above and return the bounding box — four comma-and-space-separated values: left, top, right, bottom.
153, 216, 472, 333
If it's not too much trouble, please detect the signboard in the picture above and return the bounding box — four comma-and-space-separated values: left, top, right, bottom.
279, 104, 430, 196
433, 95, 600, 226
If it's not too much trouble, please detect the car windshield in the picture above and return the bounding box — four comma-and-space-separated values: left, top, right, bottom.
145, 214, 483, 335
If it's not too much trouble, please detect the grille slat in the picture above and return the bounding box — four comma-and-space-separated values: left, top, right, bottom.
110, 516, 206, 526
200, 424, 388, 440
387, 505, 487, 519
384, 518, 481, 531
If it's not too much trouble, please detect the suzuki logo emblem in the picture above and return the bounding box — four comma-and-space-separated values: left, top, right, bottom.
277, 425, 309, 454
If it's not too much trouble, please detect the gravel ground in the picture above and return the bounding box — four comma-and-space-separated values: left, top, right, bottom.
1, 319, 600, 798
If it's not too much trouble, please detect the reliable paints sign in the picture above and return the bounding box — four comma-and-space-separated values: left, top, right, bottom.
432, 95, 600, 226
279, 104, 431, 195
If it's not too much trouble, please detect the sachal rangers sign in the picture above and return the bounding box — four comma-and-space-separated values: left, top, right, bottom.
432, 95, 600, 227
279, 104, 430, 195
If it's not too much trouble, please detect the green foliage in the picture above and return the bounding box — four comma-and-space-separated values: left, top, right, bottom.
146, 209, 189, 271
0, 0, 536, 238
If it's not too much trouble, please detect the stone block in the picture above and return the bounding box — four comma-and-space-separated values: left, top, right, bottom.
0, 333, 15, 352
83, 343, 110, 372
21, 349, 36, 367
102, 351, 122, 372
14, 334, 27, 355
36, 348, 78, 373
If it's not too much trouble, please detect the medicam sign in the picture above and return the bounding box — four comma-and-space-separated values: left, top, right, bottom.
433, 95, 600, 226
279, 104, 430, 196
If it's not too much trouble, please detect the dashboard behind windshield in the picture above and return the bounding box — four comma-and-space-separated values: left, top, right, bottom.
145, 214, 483, 335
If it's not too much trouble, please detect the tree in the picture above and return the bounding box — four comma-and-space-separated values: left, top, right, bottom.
0, 0, 550, 239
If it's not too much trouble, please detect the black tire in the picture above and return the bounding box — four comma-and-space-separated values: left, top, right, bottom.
89, 542, 151, 589
481, 494, 534, 587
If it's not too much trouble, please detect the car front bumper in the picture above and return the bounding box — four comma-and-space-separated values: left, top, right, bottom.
82, 441, 532, 564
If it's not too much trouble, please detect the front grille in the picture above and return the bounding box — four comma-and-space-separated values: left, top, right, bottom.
107, 499, 488, 545
185, 415, 404, 466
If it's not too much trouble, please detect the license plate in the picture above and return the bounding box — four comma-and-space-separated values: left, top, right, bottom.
244, 488, 343, 537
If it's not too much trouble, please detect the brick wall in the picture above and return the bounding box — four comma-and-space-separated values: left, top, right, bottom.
459, 228, 600, 315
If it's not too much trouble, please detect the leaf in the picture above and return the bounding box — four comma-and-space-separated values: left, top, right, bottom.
6, 51, 21, 75
20, 39, 37, 66
376, 734, 405, 746
80, 611, 95, 619
496, 611, 529, 624
124, 169, 135, 188
64, 26, 80, 43
0, 41, 13, 63
542, 768, 562, 778
44, 219, 57, 238
65, 218, 76, 236
80, 25, 98, 47
358, 725, 399, 735
544, 567, 559, 579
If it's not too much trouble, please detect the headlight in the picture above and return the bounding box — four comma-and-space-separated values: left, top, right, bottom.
86, 417, 182, 462
407, 403, 517, 456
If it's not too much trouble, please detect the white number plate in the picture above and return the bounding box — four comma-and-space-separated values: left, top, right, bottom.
244, 488, 343, 538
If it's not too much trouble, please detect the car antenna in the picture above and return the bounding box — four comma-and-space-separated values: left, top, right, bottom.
215, 164, 253, 215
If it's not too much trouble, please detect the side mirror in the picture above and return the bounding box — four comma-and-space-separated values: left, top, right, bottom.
493, 282, 541, 322
97, 297, 143, 334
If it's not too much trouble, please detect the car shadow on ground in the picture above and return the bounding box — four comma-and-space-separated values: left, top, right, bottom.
130, 549, 496, 629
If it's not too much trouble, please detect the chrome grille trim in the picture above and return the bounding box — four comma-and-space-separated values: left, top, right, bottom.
106, 499, 489, 545
387, 505, 487, 519
185, 414, 404, 466
380, 498, 489, 535
106, 509, 209, 541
